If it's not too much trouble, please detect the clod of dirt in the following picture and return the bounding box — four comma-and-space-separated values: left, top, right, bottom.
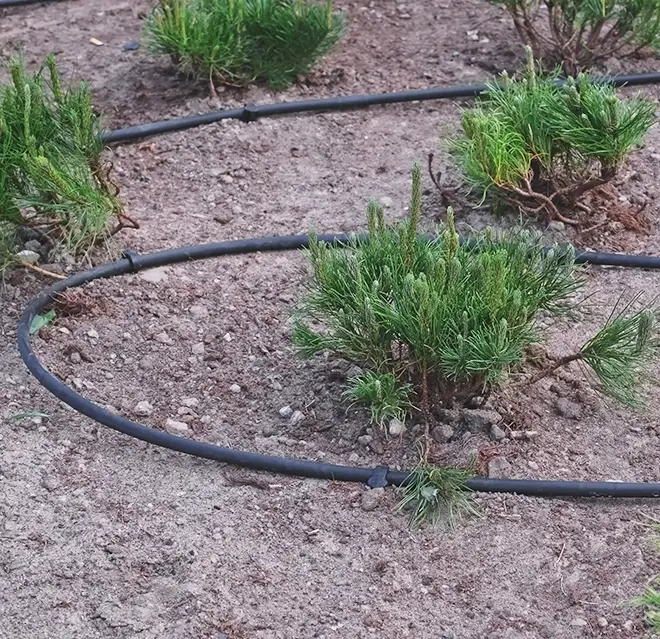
432, 423, 454, 443
138, 267, 169, 283
134, 400, 154, 417
358, 434, 373, 446
462, 409, 502, 433
490, 423, 506, 440
165, 418, 189, 434
361, 487, 384, 512
289, 410, 305, 426
487, 456, 512, 478
555, 398, 582, 420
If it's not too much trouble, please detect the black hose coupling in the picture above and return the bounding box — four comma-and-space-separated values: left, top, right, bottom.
240, 104, 261, 123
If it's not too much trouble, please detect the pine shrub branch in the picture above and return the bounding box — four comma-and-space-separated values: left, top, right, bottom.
0, 55, 123, 270
451, 50, 654, 224
145, 0, 345, 90
489, 0, 660, 74
293, 165, 660, 429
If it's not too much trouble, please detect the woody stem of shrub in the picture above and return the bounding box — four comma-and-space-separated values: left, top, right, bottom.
523, 352, 583, 386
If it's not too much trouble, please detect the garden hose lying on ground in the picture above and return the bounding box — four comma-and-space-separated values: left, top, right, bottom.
17, 234, 660, 498
102, 71, 660, 143
0, 0, 61, 6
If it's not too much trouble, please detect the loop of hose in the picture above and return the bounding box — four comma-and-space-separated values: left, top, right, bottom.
16, 235, 660, 498
101, 71, 660, 143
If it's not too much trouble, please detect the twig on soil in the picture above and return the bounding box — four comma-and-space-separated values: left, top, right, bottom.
18, 260, 66, 280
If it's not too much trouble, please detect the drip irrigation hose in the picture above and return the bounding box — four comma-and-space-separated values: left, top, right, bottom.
17, 234, 660, 498
0, 0, 61, 6
101, 71, 660, 144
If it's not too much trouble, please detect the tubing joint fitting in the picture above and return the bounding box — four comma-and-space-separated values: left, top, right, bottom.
367, 466, 390, 488
121, 249, 141, 273
240, 104, 260, 123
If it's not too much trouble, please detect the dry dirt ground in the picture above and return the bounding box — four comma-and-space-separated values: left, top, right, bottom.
2, 1, 660, 638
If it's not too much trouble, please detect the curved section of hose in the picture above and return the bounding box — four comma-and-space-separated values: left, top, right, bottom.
16, 234, 660, 498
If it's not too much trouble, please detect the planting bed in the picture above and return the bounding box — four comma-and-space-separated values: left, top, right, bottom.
2, 0, 660, 638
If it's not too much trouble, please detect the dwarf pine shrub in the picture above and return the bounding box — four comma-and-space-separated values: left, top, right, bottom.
145, 0, 345, 90
451, 50, 655, 226
293, 164, 658, 430
489, 0, 660, 75
0, 55, 123, 270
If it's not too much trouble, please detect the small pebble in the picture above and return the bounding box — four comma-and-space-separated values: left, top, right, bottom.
279, 405, 293, 418
555, 398, 582, 420
134, 400, 154, 416
69, 351, 82, 364
432, 424, 454, 443
165, 418, 189, 434
527, 460, 539, 471
388, 418, 405, 436
192, 342, 205, 355
229, 383, 241, 394
597, 617, 608, 628
182, 398, 199, 408
358, 434, 373, 446
361, 487, 384, 512
490, 424, 506, 440
290, 410, 305, 426
42, 477, 60, 492
122, 40, 140, 51
87, 329, 99, 339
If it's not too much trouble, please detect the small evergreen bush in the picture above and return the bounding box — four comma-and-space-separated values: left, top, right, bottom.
489, 0, 660, 74
293, 164, 659, 430
145, 0, 345, 90
451, 50, 655, 226
0, 55, 125, 271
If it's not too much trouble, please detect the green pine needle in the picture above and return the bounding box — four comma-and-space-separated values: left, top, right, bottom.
580, 297, 659, 407
343, 370, 414, 427
397, 461, 480, 528
451, 53, 654, 219
0, 55, 121, 270
145, 0, 345, 90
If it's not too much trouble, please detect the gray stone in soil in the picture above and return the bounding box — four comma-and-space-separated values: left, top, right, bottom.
41, 477, 60, 492
555, 398, 582, 420
278, 405, 293, 418
345, 365, 363, 379
229, 383, 241, 393
487, 456, 512, 479
436, 408, 461, 424
388, 418, 405, 436
24, 239, 42, 253
165, 418, 189, 434
289, 410, 305, 426
432, 424, 454, 443
463, 409, 502, 433
358, 434, 373, 446
489, 423, 506, 440
361, 487, 384, 512
262, 423, 278, 437
134, 400, 154, 417
139, 267, 168, 283
69, 351, 82, 364
16, 250, 40, 265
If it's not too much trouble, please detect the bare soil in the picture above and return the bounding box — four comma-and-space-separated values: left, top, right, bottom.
2, 1, 660, 638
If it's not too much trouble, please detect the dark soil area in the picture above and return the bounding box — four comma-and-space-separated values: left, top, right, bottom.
2, 1, 660, 638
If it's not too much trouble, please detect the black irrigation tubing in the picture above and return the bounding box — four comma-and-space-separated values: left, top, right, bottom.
17, 234, 660, 498
0, 0, 62, 6
101, 71, 660, 144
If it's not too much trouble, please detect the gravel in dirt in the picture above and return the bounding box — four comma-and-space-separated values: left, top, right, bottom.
2, 1, 660, 638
